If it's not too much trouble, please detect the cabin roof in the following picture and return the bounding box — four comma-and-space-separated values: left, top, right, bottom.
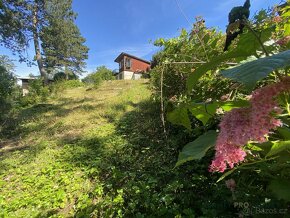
114, 52, 150, 64
17, 77, 37, 80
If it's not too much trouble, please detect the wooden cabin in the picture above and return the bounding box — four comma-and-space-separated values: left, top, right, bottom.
114, 53, 150, 80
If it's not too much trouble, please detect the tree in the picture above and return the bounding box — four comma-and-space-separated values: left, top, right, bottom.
32, 0, 47, 82
0, 0, 50, 82
0, 0, 88, 82
0, 0, 28, 53
0, 55, 15, 73
41, 0, 89, 79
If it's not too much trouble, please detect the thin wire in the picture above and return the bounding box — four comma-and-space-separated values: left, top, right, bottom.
173, 0, 209, 61
174, 0, 191, 26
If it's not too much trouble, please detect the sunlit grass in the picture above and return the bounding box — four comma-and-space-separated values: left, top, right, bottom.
0, 79, 151, 217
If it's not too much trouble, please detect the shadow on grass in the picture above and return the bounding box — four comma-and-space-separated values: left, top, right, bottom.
0, 90, 234, 217
0, 97, 103, 136
0, 98, 104, 162
0, 141, 47, 173
59, 99, 232, 217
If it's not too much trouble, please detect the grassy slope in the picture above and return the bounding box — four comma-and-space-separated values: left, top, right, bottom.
0, 80, 233, 218
0, 80, 154, 217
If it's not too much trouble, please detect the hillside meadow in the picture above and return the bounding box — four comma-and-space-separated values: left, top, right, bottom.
0, 80, 229, 217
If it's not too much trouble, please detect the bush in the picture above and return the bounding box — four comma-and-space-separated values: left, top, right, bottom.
20, 79, 50, 106
82, 66, 114, 88
53, 72, 78, 81
0, 65, 15, 101
50, 79, 84, 95
58, 79, 84, 88
0, 65, 18, 121
150, 17, 225, 102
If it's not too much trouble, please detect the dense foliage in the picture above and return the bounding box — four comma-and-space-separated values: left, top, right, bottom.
1, 1, 290, 217
41, 0, 89, 76
0, 56, 19, 122
19, 79, 50, 106
150, 2, 290, 215
82, 66, 115, 87
53, 72, 78, 81
0, 66, 15, 102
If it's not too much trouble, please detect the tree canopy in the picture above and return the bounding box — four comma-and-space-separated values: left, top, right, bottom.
0, 0, 88, 81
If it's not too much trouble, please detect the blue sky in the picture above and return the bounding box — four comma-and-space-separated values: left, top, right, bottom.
0, 0, 281, 77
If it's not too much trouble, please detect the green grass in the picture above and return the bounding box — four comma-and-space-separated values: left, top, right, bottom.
0, 80, 153, 217
0, 80, 234, 217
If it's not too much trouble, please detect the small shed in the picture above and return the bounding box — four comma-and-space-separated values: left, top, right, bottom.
17, 77, 36, 96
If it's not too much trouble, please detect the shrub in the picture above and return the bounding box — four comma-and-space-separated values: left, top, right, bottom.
0, 65, 18, 122
50, 79, 84, 95
150, 17, 228, 98
0, 65, 15, 101
59, 79, 84, 88
83, 66, 114, 88
20, 79, 50, 106
53, 72, 78, 81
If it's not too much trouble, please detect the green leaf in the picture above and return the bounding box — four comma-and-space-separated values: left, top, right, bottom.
168, 100, 249, 129
268, 179, 290, 201
187, 54, 229, 92
176, 130, 217, 167
186, 29, 275, 91
282, 10, 290, 17
277, 127, 290, 140
246, 144, 263, 151
222, 50, 290, 89
188, 102, 218, 125
167, 106, 192, 130
266, 140, 290, 157
233, 27, 273, 59
253, 141, 274, 155
285, 24, 290, 36
219, 100, 250, 111
217, 168, 237, 183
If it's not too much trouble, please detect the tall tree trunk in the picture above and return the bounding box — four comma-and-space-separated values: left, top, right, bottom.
32, 0, 47, 84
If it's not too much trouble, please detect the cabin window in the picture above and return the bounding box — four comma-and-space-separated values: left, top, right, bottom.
125, 58, 131, 69
119, 61, 123, 69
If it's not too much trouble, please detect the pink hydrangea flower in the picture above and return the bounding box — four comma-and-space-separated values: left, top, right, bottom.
209, 77, 290, 173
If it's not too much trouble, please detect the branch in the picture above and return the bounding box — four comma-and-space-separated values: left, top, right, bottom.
160, 64, 167, 138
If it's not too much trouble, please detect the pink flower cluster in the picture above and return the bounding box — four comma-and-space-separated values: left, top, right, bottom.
209, 77, 290, 173
276, 36, 290, 46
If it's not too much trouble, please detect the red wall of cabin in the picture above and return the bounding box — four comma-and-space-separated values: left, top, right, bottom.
119, 55, 150, 73
131, 58, 150, 72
